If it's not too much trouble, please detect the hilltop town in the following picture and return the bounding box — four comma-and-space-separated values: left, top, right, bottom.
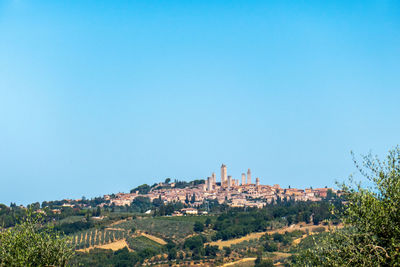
105, 164, 336, 214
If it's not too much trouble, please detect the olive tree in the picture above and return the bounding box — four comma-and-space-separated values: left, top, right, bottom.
297, 146, 400, 266
0, 212, 74, 266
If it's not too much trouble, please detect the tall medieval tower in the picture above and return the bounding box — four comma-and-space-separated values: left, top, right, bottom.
247, 168, 251, 185
221, 164, 227, 186
241, 173, 246, 185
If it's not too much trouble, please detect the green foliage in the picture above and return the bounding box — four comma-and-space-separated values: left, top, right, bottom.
115, 217, 194, 241
183, 235, 207, 250
168, 248, 177, 260
194, 221, 204, 232
264, 240, 278, 252
296, 146, 400, 266
126, 236, 163, 253
173, 179, 205, 189
130, 196, 152, 213
71, 248, 139, 266
211, 200, 338, 242
255, 258, 274, 267
0, 213, 73, 266
223, 246, 232, 256
130, 184, 151, 194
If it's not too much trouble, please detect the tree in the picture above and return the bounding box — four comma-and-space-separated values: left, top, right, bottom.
130, 184, 151, 194
205, 244, 219, 257
194, 221, 204, 232
255, 258, 274, 267
130, 196, 152, 213
95, 206, 101, 217
223, 246, 231, 257
168, 248, 177, 260
165, 178, 171, 184
0, 212, 73, 266
297, 146, 400, 266
205, 218, 212, 227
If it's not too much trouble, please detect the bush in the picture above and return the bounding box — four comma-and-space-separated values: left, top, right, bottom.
194, 221, 204, 232
312, 226, 325, 233
264, 240, 278, 252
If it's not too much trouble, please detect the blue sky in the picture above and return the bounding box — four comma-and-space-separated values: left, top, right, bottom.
1, 1, 399, 205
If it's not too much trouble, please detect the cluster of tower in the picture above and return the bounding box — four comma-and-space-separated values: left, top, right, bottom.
206, 164, 260, 191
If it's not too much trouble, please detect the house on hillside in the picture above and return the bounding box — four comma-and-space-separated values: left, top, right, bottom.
181, 208, 198, 215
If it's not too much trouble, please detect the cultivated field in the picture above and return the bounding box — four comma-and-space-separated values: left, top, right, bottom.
77, 239, 130, 252
114, 217, 194, 241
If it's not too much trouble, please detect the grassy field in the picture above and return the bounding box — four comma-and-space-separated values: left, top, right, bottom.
126, 235, 164, 252
57, 216, 84, 225
141, 233, 167, 245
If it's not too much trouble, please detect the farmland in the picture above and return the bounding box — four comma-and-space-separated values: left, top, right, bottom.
113, 217, 195, 241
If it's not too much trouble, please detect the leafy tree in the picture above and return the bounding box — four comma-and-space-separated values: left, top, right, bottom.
165, 178, 171, 184
168, 248, 177, 260
255, 258, 274, 267
130, 196, 152, 213
194, 221, 204, 232
223, 246, 232, 257
297, 147, 400, 266
264, 240, 278, 252
130, 184, 151, 194
272, 232, 283, 242
205, 244, 219, 257
95, 206, 101, 217
0, 212, 73, 266
184, 235, 206, 250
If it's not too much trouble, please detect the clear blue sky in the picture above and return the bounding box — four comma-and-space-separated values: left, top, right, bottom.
1, 1, 399, 205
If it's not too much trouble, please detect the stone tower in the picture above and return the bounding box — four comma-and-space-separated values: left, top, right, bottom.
207, 177, 212, 191
227, 175, 232, 190
221, 164, 227, 187
212, 172, 216, 185
241, 173, 246, 185
256, 177, 260, 186
247, 169, 251, 185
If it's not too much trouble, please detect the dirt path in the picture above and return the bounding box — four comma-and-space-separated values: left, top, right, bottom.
105, 227, 126, 231
110, 219, 128, 226
208, 232, 266, 249
222, 257, 256, 266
